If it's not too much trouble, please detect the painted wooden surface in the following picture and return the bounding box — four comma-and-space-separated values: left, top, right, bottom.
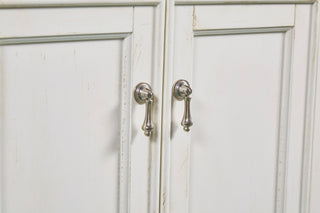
1, 0, 319, 213
160, 2, 319, 213
0, 2, 165, 213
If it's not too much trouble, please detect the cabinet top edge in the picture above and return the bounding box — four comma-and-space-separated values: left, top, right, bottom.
175, 0, 316, 5
0, 0, 163, 8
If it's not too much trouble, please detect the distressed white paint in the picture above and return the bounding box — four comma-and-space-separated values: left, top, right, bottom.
1, 1, 320, 213
160, 2, 319, 213
0, 2, 165, 213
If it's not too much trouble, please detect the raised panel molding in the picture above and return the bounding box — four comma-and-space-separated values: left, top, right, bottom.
0, 33, 131, 45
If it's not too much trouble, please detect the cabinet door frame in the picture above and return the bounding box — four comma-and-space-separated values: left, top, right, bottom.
160, 1, 320, 213
0, 1, 165, 213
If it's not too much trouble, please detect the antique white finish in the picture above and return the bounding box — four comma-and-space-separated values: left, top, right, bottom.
0, 1, 165, 213
160, 1, 320, 213
1, 0, 320, 213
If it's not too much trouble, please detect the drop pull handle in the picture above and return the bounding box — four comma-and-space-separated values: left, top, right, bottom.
134, 83, 154, 137
173, 79, 193, 132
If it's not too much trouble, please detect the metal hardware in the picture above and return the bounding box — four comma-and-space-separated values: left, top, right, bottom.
173, 79, 193, 132
134, 82, 154, 136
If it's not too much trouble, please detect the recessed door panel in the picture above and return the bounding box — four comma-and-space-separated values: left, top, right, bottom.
1, 40, 122, 213
191, 32, 283, 213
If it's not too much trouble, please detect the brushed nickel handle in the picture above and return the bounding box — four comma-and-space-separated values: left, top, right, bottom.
134, 82, 154, 136
173, 79, 193, 132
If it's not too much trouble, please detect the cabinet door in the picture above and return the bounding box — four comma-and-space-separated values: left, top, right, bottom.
161, 2, 318, 213
0, 1, 165, 213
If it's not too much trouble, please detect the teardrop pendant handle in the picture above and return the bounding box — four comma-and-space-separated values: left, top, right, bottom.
173, 80, 193, 132
134, 83, 154, 136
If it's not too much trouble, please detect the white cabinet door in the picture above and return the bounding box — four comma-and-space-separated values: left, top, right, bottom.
161, 2, 319, 213
0, 1, 165, 213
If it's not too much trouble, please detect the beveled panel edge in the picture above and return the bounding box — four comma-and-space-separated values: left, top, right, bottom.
0, 33, 131, 45
119, 35, 133, 213
275, 28, 294, 213
193, 26, 292, 36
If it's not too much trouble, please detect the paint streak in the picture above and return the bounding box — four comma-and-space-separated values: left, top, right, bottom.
162, 191, 166, 207
193, 14, 199, 28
